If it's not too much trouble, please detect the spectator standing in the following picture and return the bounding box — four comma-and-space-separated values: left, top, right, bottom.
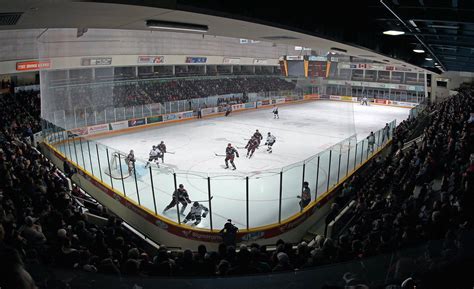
220, 219, 238, 247
297, 181, 311, 210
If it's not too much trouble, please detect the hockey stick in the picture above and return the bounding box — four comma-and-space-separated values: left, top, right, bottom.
166, 151, 175, 154
193, 196, 214, 202
214, 153, 226, 157
236, 146, 246, 149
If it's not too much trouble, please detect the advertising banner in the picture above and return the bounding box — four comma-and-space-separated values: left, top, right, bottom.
110, 120, 129, 131
14, 84, 41, 93
88, 123, 110, 135
81, 57, 112, 66
275, 98, 286, 104
244, 102, 256, 109
303, 94, 320, 100
163, 111, 194, 121
16, 60, 51, 71
231, 104, 245, 111
128, 118, 146, 127
181, 111, 194, 119
185, 57, 207, 63
146, 115, 163, 124
68, 127, 88, 137
394, 101, 418, 107
375, 99, 388, 104
340, 96, 353, 102
261, 99, 271, 106
201, 107, 218, 117
329, 95, 341, 100
285, 56, 304, 61
308, 56, 327, 61
320, 94, 330, 99
223, 57, 240, 64
138, 56, 164, 64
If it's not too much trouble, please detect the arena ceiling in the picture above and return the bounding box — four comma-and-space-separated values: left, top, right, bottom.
1, 0, 472, 73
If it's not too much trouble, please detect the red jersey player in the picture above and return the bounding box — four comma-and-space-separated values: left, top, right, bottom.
225, 143, 239, 170
245, 137, 259, 158
253, 129, 263, 147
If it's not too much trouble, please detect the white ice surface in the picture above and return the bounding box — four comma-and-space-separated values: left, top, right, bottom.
60, 101, 409, 230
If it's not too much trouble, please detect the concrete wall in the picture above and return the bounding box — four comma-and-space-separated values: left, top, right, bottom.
431, 71, 474, 102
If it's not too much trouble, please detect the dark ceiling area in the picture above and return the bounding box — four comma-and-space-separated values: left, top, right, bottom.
176, 0, 474, 73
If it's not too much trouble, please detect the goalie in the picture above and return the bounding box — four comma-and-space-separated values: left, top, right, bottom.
183, 201, 209, 226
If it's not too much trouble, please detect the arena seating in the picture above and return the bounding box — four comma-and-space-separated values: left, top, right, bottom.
0, 87, 473, 289
111, 76, 295, 107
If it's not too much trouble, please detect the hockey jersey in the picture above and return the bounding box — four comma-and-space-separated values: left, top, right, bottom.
226, 146, 239, 157
188, 204, 209, 216
173, 188, 191, 202
266, 134, 276, 144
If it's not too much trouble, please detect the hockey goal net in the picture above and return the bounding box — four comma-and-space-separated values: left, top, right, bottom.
104, 152, 131, 180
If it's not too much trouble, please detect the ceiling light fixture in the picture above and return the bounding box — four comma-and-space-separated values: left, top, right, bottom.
146, 20, 208, 33
383, 30, 405, 36
425, 57, 433, 61
413, 45, 425, 53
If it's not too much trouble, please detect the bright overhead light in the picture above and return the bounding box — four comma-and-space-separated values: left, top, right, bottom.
146, 20, 208, 33
383, 30, 405, 36
408, 20, 418, 28
413, 44, 425, 53
425, 57, 433, 61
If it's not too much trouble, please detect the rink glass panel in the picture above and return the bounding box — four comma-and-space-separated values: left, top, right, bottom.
43, 115, 398, 232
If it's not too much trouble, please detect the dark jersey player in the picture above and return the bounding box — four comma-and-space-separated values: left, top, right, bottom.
163, 184, 192, 215
253, 130, 263, 147
157, 141, 166, 163
245, 137, 259, 158
225, 143, 239, 170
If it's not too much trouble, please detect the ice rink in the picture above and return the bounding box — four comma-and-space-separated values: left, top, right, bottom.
58, 101, 409, 230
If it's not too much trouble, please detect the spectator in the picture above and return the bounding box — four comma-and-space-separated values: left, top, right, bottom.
220, 219, 238, 247
297, 181, 311, 210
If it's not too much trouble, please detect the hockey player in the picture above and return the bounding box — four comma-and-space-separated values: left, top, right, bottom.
183, 201, 209, 226
157, 141, 167, 163
265, 132, 276, 153
272, 106, 279, 119
163, 184, 192, 215
367, 131, 376, 153
245, 137, 259, 158
125, 150, 136, 175
225, 143, 239, 170
145, 146, 160, 168
361, 96, 369, 106
253, 129, 263, 147
225, 105, 232, 117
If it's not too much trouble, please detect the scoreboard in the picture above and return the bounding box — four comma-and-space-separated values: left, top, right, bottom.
307, 61, 328, 78
280, 55, 331, 78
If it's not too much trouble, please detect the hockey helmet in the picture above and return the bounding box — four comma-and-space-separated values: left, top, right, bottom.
179, 184, 184, 188
227, 143, 231, 146
152, 145, 157, 149
193, 201, 199, 207
268, 132, 271, 135
161, 141, 164, 144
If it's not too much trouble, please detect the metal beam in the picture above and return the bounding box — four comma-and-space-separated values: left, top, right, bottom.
380, 0, 447, 71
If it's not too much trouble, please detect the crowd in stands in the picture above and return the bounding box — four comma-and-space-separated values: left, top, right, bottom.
109, 77, 294, 108
0, 86, 473, 288
0, 91, 152, 288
